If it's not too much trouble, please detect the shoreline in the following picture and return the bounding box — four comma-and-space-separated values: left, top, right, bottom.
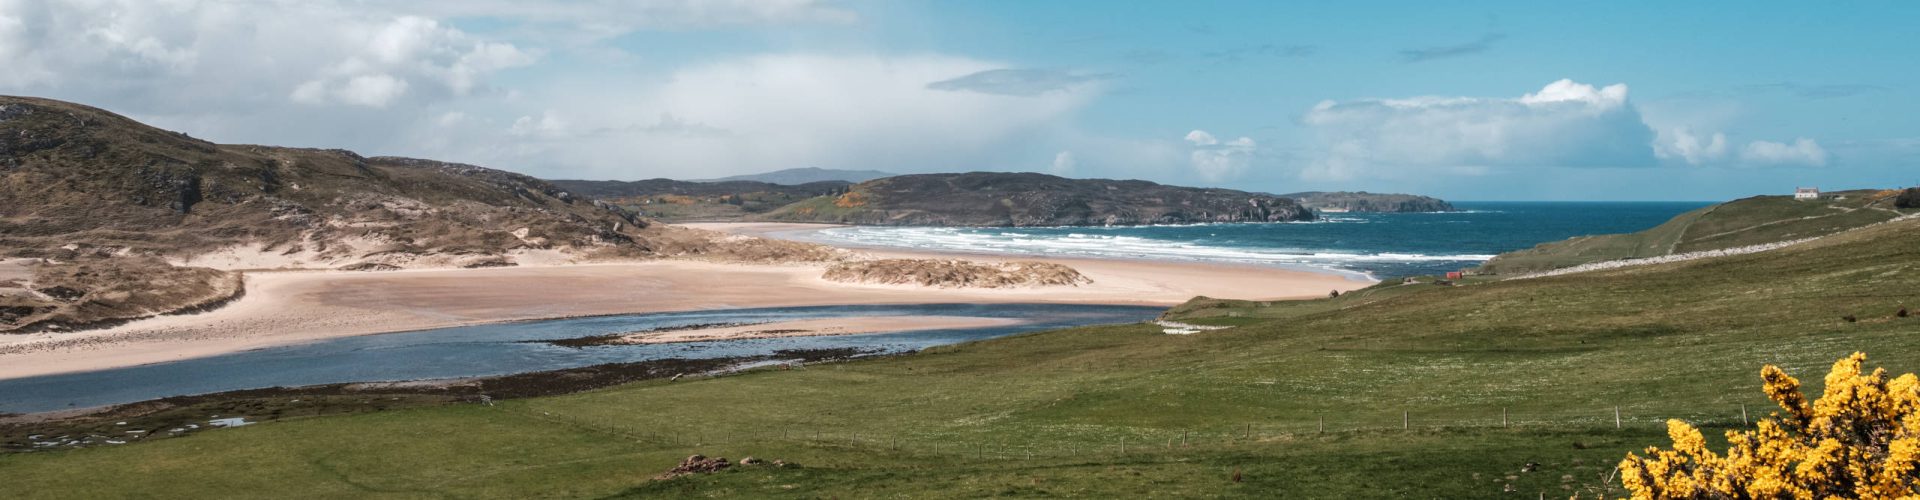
0, 225, 1371, 380
544, 316, 1030, 346
683, 222, 1382, 282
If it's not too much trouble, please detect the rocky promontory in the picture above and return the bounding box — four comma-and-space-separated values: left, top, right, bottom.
757, 172, 1315, 226
1279, 191, 1456, 213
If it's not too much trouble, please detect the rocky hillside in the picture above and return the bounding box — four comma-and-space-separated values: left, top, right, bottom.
756, 172, 1315, 226
0, 96, 659, 265
1280, 191, 1455, 213
0, 96, 838, 332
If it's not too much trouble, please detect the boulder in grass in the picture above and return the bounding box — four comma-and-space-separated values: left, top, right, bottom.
657, 454, 733, 479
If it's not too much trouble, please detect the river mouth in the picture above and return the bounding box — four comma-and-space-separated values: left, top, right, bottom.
0, 303, 1160, 414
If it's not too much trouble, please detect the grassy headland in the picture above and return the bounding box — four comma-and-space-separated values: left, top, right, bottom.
1478, 189, 1915, 274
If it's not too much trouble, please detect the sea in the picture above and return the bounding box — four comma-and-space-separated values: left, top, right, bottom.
798, 202, 1713, 280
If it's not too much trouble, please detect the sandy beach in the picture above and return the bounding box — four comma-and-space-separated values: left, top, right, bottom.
0, 223, 1367, 380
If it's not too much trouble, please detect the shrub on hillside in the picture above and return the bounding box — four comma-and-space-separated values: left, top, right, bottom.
1619, 352, 1920, 498
1897, 188, 1920, 209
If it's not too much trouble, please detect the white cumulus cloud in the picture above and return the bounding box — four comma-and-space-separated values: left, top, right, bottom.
480, 53, 1099, 179
1185, 130, 1256, 182
1050, 151, 1077, 176
1740, 138, 1828, 167
1300, 79, 1657, 180
1654, 127, 1729, 164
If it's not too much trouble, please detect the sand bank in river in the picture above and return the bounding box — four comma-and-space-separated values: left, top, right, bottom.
573, 316, 1026, 345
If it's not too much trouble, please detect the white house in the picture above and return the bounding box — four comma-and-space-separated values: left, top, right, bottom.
1794, 187, 1820, 201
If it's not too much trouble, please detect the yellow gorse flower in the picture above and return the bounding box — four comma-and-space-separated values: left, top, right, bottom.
1620, 352, 1920, 499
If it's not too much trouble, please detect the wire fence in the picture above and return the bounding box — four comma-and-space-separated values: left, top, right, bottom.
507, 402, 1784, 461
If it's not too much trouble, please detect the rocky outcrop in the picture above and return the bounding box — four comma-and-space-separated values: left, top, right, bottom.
822, 258, 1091, 288
1279, 191, 1456, 213
1897, 188, 1920, 209
758, 172, 1314, 226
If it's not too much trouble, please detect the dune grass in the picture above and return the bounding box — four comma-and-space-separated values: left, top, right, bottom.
1, 218, 1916, 498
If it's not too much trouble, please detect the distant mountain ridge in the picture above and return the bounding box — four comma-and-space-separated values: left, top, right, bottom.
550, 178, 849, 200
550, 172, 1455, 224
696, 167, 893, 185
546, 178, 850, 221
755, 172, 1315, 226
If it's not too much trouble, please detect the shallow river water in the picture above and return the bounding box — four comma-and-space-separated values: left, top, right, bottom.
0, 303, 1160, 414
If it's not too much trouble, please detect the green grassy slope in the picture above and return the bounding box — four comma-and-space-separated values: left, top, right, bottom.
3, 218, 1917, 498
1478, 190, 1914, 274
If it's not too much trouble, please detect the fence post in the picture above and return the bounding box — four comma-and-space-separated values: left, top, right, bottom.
1318, 415, 1324, 433
1614, 406, 1622, 429
1244, 423, 1252, 440
1120, 436, 1126, 454
1502, 407, 1509, 427
1403, 410, 1409, 430
1741, 404, 1749, 425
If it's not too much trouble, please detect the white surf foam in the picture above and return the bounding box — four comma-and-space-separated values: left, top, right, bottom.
808, 226, 1492, 277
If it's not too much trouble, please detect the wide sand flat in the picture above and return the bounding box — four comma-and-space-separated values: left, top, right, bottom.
0, 226, 1366, 380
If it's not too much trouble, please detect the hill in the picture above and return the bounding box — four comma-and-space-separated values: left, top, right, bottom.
1279, 191, 1455, 213
698, 167, 893, 185
5, 203, 1915, 497
756, 172, 1315, 226
0, 96, 831, 332
1477, 189, 1917, 274
546, 178, 849, 222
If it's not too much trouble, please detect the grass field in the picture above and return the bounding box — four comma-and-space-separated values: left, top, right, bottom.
1478, 190, 1915, 274
2, 217, 1916, 498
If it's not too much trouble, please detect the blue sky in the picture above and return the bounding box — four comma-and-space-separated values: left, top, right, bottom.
2, 1, 1914, 200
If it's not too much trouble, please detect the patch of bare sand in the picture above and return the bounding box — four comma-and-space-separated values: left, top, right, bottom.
0, 225, 1368, 380
611, 316, 1024, 344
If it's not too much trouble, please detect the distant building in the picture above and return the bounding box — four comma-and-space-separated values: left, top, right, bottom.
1795, 187, 1820, 201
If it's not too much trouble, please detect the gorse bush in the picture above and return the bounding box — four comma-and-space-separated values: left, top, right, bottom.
1620, 353, 1920, 499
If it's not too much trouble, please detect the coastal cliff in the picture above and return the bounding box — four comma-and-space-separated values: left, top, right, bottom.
755, 172, 1315, 226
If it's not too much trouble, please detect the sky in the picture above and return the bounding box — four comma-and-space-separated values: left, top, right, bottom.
1, 1, 1915, 201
